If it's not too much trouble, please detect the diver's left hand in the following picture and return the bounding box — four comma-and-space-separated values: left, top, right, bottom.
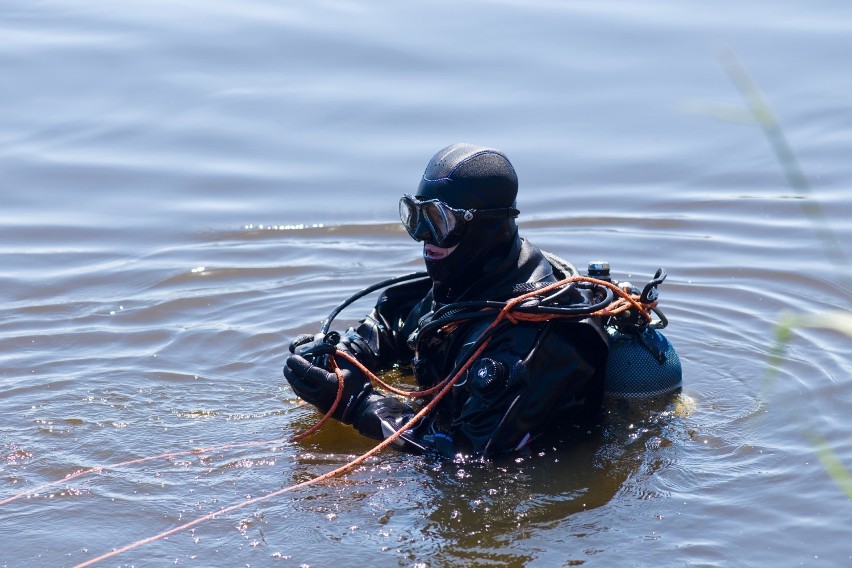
283, 353, 371, 423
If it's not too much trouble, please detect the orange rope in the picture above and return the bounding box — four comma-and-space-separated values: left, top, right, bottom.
73, 311, 499, 568
334, 350, 450, 398
69, 274, 656, 566
0, 438, 297, 508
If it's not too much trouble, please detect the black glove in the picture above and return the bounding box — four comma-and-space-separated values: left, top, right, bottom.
283, 352, 372, 424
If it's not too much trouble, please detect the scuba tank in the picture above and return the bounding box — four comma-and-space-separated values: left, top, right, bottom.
587, 261, 682, 400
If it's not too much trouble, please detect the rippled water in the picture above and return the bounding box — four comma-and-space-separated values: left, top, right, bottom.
2, 1, 851, 566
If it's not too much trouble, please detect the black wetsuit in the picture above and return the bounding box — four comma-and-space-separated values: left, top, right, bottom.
341, 238, 609, 458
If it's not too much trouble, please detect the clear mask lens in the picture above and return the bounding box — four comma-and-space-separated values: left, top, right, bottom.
399, 195, 460, 246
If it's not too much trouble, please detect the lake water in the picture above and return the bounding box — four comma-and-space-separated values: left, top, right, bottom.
2, 1, 851, 566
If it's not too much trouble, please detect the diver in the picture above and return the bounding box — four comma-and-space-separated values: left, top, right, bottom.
282, 143, 629, 459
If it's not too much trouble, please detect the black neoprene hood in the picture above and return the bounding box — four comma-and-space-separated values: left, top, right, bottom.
415, 143, 522, 303
415, 143, 518, 210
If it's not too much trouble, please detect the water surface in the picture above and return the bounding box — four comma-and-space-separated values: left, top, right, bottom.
2, 1, 851, 566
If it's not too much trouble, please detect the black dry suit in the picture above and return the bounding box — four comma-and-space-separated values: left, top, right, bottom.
345, 239, 609, 458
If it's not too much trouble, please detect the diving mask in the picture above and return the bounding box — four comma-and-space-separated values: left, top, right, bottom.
399, 194, 519, 248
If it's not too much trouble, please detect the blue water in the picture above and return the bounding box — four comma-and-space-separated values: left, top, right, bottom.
2, 1, 851, 566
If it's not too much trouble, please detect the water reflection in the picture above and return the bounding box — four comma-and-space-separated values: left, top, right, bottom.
4, 0, 852, 564
384, 397, 685, 565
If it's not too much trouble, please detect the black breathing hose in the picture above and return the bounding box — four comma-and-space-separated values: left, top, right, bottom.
320, 271, 430, 334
